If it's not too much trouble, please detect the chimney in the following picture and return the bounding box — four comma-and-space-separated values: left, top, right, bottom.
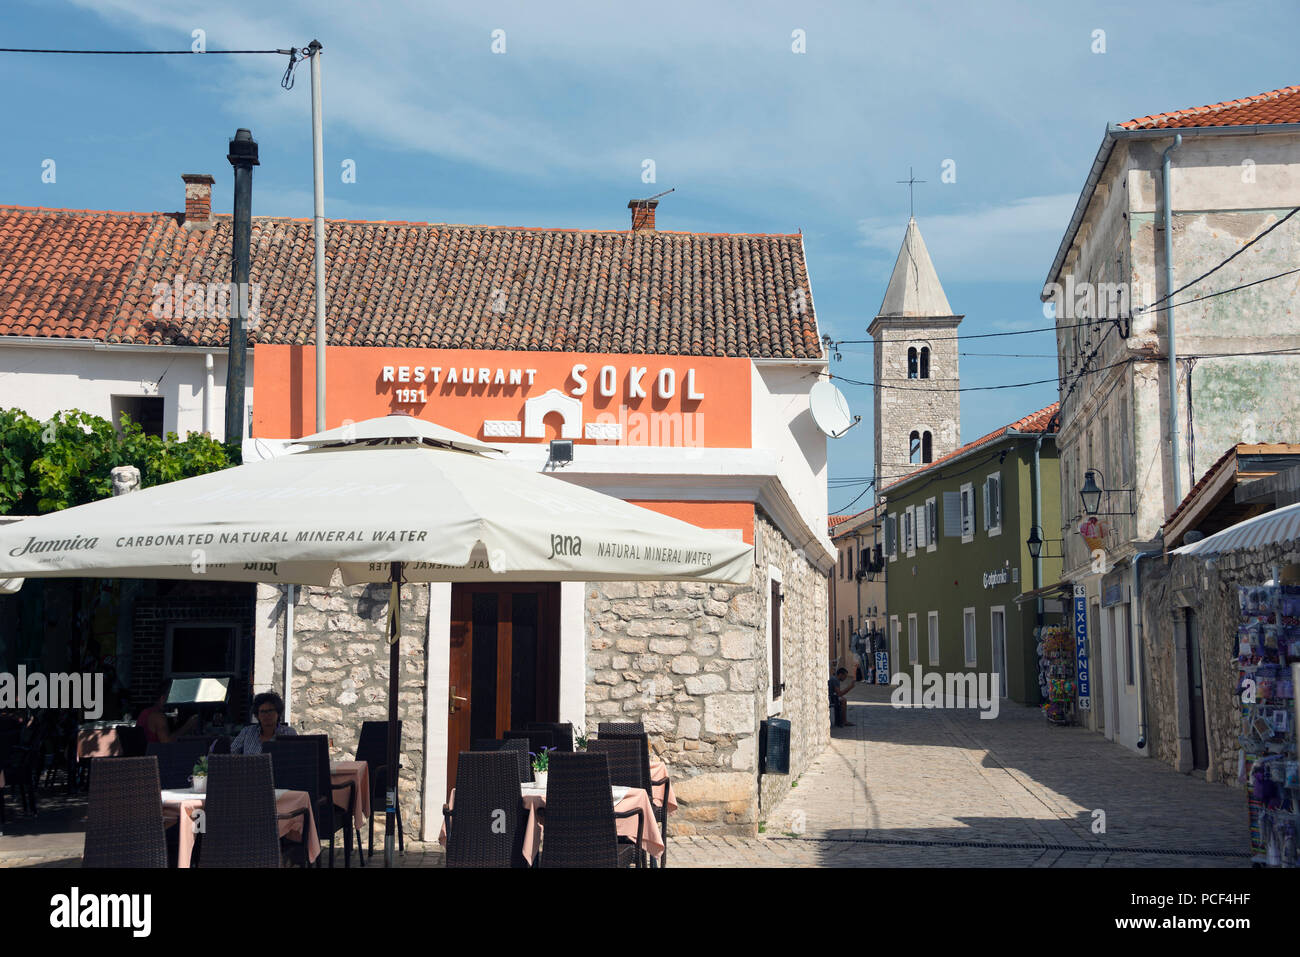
182, 173, 216, 229
628, 199, 658, 232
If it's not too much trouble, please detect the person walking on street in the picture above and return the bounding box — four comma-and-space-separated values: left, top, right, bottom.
830, 667, 855, 727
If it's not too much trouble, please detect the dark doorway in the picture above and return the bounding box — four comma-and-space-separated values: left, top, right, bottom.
447, 583, 560, 792
1185, 609, 1208, 771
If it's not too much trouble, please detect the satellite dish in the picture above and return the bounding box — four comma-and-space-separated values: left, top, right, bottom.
809, 380, 860, 438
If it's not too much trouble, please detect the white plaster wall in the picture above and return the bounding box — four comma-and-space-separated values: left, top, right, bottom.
1053, 130, 1300, 580
0, 343, 253, 441
751, 361, 829, 541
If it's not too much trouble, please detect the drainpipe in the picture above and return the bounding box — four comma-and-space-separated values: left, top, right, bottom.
1162, 134, 1183, 506
1033, 435, 1045, 625
1131, 548, 1162, 750
282, 584, 295, 724
203, 353, 214, 435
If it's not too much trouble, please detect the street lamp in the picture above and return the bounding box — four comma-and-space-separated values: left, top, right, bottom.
1079, 470, 1103, 516
1078, 469, 1135, 517
1025, 525, 1063, 559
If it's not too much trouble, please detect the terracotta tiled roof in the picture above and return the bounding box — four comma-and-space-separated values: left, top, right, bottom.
828, 514, 853, 529
1164, 442, 1300, 529
1119, 84, 1300, 130
882, 402, 1059, 494
0, 206, 822, 358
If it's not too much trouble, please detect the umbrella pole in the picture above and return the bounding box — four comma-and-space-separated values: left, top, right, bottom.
385, 561, 402, 868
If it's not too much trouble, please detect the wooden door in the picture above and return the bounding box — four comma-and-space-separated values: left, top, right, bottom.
1186, 610, 1208, 771
446, 584, 560, 793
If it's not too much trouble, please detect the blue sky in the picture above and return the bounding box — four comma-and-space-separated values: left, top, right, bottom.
2, 1, 1297, 514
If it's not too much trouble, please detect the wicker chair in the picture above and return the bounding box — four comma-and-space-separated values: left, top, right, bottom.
528, 722, 574, 752
265, 735, 355, 867
473, 737, 531, 783
82, 756, 167, 868
356, 720, 404, 860
539, 752, 642, 868
597, 721, 645, 738
199, 754, 286, 868
442, 751, 527, 867
594, 726, 671, 867
504, 728, 554, 758
115, 724, 148, 758
146, 739, 214, 789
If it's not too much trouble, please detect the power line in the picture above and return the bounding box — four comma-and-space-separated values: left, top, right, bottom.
831, 480, 875, 516
0, 47, 289, 54
1136, 206, 1300, 314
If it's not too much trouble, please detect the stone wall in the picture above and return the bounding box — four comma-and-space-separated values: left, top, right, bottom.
1140, 542, 1300, 784
267, 578, 429, 835
585, 509, 829, 835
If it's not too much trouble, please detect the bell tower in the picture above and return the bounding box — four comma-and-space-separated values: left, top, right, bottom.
868, 218, 963, 485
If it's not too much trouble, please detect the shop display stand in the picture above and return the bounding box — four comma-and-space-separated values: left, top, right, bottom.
1037, 624, 1076, 726
1236, 582, 1300, 868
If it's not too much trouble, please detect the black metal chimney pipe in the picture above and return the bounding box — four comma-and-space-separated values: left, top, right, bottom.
225, 128, 259, 445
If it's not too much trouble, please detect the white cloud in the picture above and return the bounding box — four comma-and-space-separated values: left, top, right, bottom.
857, 193, 1078, 283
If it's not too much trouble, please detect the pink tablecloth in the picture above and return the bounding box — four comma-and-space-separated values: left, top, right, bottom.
331, 760, 371, 830
440, 785, 664, 865
649, 759, 678, 812
77, 729, 122, 759
163, 790, 320, 868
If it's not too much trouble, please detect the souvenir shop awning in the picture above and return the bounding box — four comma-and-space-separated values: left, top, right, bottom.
1172, 501, 1300, 559
1013, 581, 1072, 606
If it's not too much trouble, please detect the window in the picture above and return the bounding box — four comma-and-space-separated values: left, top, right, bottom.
922, 431, 933, 463
959, 482, 975, 542
886, 514, 898, 560
983, 473, 1002, 537
909, 430, 921, 464
908, 347, 919, 379
847, 547, 854, 580
927, 611, 940, 665
907, 614, 918, 665
165, 623, 239, 678
920, 347, 931, 379
926, 498, 938, 551
904, 507, 915, 555
111, 395, 165, 438
962, 608, 977, 666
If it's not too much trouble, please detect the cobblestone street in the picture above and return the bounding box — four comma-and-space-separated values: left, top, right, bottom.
0, 685, 1251, 869
670, 684, 1249, 867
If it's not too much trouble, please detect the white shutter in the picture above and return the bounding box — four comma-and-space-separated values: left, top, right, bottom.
928, 499, 939, 547
942, 491, 962, 537
917, 504, 928, 548
992, 475, 1002, 527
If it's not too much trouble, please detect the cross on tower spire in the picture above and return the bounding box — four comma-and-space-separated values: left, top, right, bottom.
896, 166, 926, 219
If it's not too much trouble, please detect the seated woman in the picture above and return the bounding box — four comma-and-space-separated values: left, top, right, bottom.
139, 685, 199, 744
229, 691, 297, 755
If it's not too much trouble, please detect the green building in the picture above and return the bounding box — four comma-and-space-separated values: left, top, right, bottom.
880, 404, 1062, 706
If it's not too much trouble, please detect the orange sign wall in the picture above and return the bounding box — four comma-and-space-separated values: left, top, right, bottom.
254, 345, 752, 450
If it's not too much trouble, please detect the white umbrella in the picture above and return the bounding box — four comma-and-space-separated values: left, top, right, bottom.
0, 414, 753, 864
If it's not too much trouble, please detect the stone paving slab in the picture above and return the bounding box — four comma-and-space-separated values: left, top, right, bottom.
0, 687, 1252, 868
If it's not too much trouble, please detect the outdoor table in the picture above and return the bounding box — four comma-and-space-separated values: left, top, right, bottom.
439, 784, 665, 865
648, 759, 678, 812
161, 787, 321, 868
76, 728, 122, 760
330, 760, 370, 830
